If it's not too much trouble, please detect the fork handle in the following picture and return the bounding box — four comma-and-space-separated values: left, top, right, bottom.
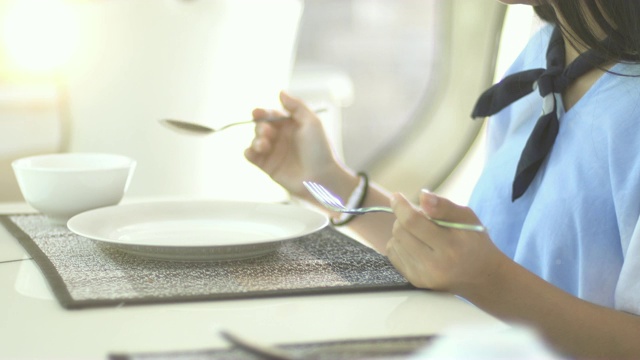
350, 206, 486, 232
354, 206, 394, 214
427, 218, 487, 232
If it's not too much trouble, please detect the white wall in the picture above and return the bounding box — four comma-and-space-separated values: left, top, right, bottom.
0, 0, 303, 203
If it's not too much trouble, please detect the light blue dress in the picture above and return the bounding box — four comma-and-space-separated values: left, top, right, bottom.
468, 25, 640, 314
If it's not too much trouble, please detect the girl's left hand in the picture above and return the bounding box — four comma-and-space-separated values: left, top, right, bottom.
386, 190, 508, 296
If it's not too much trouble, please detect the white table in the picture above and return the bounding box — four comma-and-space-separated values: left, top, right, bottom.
0, 201, 506, 359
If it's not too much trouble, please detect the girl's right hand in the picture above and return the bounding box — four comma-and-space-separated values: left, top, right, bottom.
244, 91, 348, 199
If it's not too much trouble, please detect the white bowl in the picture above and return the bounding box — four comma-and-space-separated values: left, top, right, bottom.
12, 153, 136, 225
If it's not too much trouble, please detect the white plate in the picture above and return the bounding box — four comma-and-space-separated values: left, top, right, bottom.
67, 200, 328, 261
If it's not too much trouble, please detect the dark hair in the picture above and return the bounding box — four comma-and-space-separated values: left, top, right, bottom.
534, 0, 640, 63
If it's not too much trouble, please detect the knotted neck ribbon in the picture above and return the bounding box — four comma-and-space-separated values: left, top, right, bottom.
471, 26, 609, 201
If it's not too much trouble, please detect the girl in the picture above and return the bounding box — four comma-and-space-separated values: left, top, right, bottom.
244, 1, 640, 357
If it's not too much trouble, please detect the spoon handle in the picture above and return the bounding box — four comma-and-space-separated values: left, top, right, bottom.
254, 108, 328, 125
217, 115, 290, 131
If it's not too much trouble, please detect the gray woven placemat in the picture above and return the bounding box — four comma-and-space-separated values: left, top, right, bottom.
1, 214, 411, 309
110, 335, 435, 360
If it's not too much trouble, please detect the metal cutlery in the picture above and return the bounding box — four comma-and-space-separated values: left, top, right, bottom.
160, 108, 327, 136
302, 180, 487, 232
220, 330, 296, 360
220, 330, 433, 360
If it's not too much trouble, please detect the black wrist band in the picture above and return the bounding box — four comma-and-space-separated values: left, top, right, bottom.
330, 172, 369, 226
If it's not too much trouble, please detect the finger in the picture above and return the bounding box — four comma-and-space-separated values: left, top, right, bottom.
251, 136, 270, 154
392, 219, 434, 252
244, 124, 276, 165
391, 192, 442, 244
252, 107, 286, 121
244, 138, 286, 175
385, 241, 414, 281
419, 189, 481, 226
244, 137, 270, 167
244, 146, 259, 165
252, 108, 269, 120
245, 125, 273, 155
254, 121, 277, 141
279, 91, 315, 124
386, 235, 436, 289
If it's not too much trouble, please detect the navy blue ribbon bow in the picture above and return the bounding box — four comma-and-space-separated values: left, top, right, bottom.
471, 26, 609, 201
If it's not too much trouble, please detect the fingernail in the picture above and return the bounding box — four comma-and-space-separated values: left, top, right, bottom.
421, 189, 438, 207
390, 193, 399, 208
257, 123, 266, 135
280, 90, 291, 101
253, 138, 265, 152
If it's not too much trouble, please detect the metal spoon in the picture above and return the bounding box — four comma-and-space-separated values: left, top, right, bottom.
160, 108, 327, 136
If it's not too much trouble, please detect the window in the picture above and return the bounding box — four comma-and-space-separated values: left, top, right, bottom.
294, 0, 443, 169
293, 0, 508, 202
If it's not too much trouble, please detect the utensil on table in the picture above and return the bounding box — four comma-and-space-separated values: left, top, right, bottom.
220, 330, 295, 360
302, 181, 487, 232
160, 108, 327, 136
220, 329, 434, 359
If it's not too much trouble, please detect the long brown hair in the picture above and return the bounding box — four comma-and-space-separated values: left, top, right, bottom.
534, 0, 640, 63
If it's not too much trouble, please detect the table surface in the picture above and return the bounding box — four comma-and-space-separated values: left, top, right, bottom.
0, 201, 506, 359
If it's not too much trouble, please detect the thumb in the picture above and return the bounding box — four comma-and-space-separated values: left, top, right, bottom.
280, 90, 314, 123
419, 189, 480, 225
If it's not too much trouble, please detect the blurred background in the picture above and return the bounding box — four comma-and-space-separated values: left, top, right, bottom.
0, 0, 540, 205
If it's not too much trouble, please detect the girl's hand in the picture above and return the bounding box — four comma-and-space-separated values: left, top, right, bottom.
244, 91, 344, 198
386, 190, 508, 296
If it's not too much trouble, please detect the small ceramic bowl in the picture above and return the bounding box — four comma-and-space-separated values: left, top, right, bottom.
12, 153, 136, 225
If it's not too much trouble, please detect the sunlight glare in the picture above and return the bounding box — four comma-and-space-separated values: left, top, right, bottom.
2, 0, 78, 75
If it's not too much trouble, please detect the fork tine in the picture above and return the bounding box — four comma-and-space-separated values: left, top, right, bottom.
304, 181, 335, 209
313, 182, 345, 209
302, 181, 324, 204
303, 181, 344, 211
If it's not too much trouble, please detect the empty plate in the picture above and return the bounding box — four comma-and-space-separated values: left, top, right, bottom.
67, 200, 328, 261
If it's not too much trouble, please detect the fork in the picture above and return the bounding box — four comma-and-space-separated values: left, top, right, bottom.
302, 181, 487, 232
